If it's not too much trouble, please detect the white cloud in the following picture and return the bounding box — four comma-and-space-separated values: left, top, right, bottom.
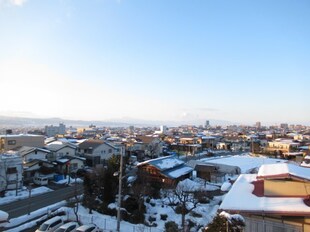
10, 0, 27, 6
0, 0, 27, 7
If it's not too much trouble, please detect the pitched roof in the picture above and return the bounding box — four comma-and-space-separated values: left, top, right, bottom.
78, 139, 105, 149
45, 143, 76, 152
220, 174, 310, 216
18, 146, 51, 156
137, 155, 184, 171
162, 164, 193, 179
257, 163, 310, 181
136, 135, 158, 144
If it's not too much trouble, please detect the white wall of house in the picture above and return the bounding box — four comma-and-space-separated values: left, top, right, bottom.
55, 146, 76, 158
0, 154, 23, 191
93, 143, 116, 161
68, 159, 84, 172
23, 151, 48, 162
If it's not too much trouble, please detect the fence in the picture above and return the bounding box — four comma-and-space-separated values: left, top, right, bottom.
65, 209, 163, 232
244, 217, 302, 232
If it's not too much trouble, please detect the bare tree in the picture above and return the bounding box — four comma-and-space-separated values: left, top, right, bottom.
165, 179, 201, 232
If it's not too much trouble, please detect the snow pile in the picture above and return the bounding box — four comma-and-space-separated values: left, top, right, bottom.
219, 211, 244, 223
220, 182, 232, 192
0, 210, 8, 223
0, 186, 53, 205
179, 178, 220, 192
53, 176, 83, 185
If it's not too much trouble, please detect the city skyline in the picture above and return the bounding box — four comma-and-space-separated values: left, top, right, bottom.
0, 0, 309, 125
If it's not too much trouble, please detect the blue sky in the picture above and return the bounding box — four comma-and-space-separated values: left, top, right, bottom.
0, 0, 309, 126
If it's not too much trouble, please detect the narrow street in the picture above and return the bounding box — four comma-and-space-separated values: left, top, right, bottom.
0, 183, 83, 219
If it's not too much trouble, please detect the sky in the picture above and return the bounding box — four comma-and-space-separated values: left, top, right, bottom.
0, 0, 309, 126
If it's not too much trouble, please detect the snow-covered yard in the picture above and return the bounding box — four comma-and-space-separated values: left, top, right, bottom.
2, 177, 223, 232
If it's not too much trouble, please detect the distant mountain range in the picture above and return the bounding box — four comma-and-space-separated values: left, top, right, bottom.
0, 115, 234, 128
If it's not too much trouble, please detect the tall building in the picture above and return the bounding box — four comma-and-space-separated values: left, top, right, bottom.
205, 120, 210, 128
280, 123, 288, 130
255, 121, 261, 128
160, 125, 167, 134
45, 123, 66, 137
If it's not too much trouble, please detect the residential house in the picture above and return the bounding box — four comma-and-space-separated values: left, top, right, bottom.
45, 142, 77, 161
17, 146, 51, 163
135, 135, 163, 158
137, 155, 193, 186
0, 152, 23, 194
55, 156, 85, 176
78, 139, 123, 167
23, 159, 42, 183
199, 137, 216, 150
220, 163, 310, 232
265, 138, 300, 156
0, 134, 44, 151
188, 160, 241, 183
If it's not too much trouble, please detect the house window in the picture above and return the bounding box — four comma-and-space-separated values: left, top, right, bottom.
108, 149, 112, 153
7, 167, 17, 174
70, 163, 78, 170
7, 140, 16, 145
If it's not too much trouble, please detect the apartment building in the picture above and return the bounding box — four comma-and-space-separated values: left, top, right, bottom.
0, 152, 23, 193
0, 134, 45, 151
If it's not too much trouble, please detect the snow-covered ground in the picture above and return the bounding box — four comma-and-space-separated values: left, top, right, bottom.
2, 177, 223, 232
0, 176, 82, 206
0, 186, 52, 205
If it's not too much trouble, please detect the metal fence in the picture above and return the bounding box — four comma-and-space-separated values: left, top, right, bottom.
72, 213, 163, 232
244, 217, 302, 232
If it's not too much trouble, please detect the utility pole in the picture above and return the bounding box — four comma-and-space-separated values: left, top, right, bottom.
116, 148, 123, 232
27, 183, 32, 215
15, 173, 18, 196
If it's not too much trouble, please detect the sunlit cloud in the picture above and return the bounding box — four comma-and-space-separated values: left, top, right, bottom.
0, 0, 27, 8
10, 0, 27, 6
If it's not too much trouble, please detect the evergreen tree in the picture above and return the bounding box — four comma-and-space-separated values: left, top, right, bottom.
205, 212, 245, 232
82, 171, 97, 214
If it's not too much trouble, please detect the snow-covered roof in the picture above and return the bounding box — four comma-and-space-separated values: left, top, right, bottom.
202, 154, 285, 173
257, 163, 310, 181
163, 165, 193, 179
57, 158, 69, 164
201, 136, 216, 139
137, 155, 184, 171
45, 143, 76, 151
301, 161, 310, 168
220, 174, 310, 215
18, 146, 51, 156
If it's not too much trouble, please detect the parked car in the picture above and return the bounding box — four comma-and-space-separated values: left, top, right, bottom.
54, 221, 79, 232
33, 176, 49, 186
75, 224, 100, 232
35, 216, 64, 232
